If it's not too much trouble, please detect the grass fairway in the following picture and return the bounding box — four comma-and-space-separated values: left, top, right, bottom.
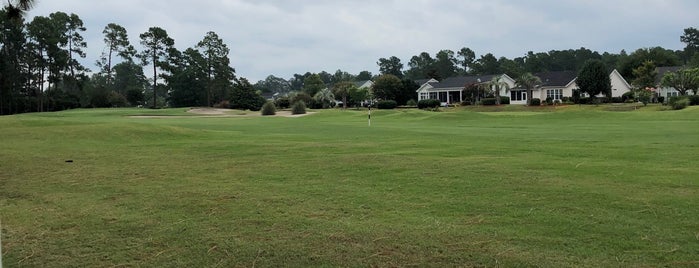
1, 106, 698, 267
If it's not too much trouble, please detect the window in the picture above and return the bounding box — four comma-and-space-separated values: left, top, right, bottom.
667, 91, 678, 98
420, 93, 428, 100
510, 90, 527, 101
546, 89, 563, 100
429, 92, 438, 100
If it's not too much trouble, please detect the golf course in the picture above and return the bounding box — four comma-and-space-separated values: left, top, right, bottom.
1, 105, 697, 267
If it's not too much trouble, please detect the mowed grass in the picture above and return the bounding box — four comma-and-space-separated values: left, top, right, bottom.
1, 106, 698, 267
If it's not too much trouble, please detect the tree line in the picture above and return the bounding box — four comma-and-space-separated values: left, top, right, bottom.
2, 2, 697, 115
0, 5, 266, 115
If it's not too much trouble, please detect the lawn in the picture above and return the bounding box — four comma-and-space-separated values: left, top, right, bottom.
1, 106, 698, 267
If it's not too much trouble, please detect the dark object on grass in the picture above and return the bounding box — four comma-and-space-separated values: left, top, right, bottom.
65, 160, 74, 163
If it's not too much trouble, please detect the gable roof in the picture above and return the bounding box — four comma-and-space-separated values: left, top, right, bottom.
354, 80, 372, 88
432, 74, 499, 89
535, 71, 577, 87
655, 66, 684, 84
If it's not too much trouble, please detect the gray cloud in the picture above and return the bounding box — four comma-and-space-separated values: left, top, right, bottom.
28, 0, 699, 82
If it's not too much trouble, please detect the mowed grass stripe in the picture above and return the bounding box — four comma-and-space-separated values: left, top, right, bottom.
0, 106, 697, 267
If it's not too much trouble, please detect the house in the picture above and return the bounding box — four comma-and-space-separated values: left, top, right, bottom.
354, 80, 374, 89
416, 74, 515, 105
655, 66, 684, 98
513, 69, 632, 103
509, 71, 577, 105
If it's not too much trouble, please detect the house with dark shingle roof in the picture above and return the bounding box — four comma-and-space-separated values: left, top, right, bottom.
416, 74, 516, 104
655, 66, 685, 98
416, 69, 632, 105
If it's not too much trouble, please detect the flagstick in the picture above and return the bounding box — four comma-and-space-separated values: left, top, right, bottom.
1, 220, 3, 268
368, 105, 371, 127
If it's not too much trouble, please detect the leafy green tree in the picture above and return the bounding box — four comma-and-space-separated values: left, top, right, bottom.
0, 8, 28, 114
681, 27, 699, 63
617, 47, 680, 80
471, 53, 500, 75
660, 68, 699, 96
498, 57, 524, 78
230, 77, 265, 110
313, 88, 335, 109
577, 59, 611, 98
372, 74, 403, 101
138, 27, 174, 108
98, 23, 135, 83
405, 52, 436, 80
332, 81, 356, 109
377, 56, 403, 78
398, 79, 419, 106
254, 75, 291, 94
112, 61, 147, 105
489, 75, 510, 105
331, 69, 354, 83
303, 73, 325, 97
434, 50, 458, 79
196, 31, 234, 106
356, 70, 373, 81
631, 60, 657, 89
457, 47, 476, 74
168, 48, 208, 107
349, 86, 370, 108
515, 73, 542, 106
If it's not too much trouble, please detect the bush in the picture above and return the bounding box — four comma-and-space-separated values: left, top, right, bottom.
418, 99, 440, 109
622, 91, 635, 102
406, 99, 417, 107
657, 96, 665, 104
530, 98, 541, 106
688, 95, 699, 106
291, 92, 312, 106
671, 98, 690, 110
499, 96, 510, 105
214, 100, 230, 108
275, 97, 290, 109
576, 97, 592, 104
377, 100, 398, 109
545, 97, 553, 105
611, 97, 624, 103
261, 101, 276, 116
291, 100, 307, 114
553, 99, 562, 105
460, 101, 472, 106
481, 98, 497, 105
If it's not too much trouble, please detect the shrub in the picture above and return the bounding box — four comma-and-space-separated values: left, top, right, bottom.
611, 97, 624, 103
622, 91, 635, 102
460, 101, 472, 106
671, 98, 689, 110
377, 100, 398, 109
291, 100, 307, 114
418, 99, 440, 109
688, 95, 699, 106
291, 92, 312, 106
657, 96, 665, 104
545, 97, 553, 105
214, 100, 230, 108
275, 97, 290, 109
406, 99, 417, 107
481, 98, 497, 105
553, 99, 562, 105
499, 96, 510, 105
530, 98, 541, 106
261, 101, 276, 116
576, 97, 592, 104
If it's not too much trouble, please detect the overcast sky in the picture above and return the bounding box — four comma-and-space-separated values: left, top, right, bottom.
27, 0, 698, 82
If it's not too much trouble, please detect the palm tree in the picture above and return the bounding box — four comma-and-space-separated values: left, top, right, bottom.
516, 73, 542, 106
489, 75, 510, 105
5, 0, 35, 19
313, 88, 335, 109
